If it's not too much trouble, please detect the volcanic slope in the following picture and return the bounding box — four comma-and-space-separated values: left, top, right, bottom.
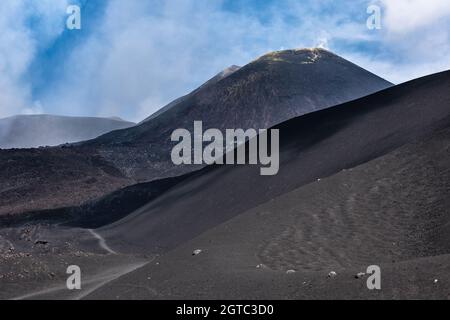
87, 125, 450, 299
88, 48, 393, 180
0, 48, 392, 216
2, 70, 449, 300
4, 123, 449, 300
97, 70, 450, 255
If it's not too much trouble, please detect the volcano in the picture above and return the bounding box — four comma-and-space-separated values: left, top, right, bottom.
88, 48, 392, 180
0, 49, 392, 218
1, 69, 448, 300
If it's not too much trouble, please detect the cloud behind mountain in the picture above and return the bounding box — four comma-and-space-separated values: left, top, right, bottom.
1, 0, 450, 121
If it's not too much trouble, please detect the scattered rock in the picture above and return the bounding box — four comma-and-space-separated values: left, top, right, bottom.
256, 264, 265, 269
192, 249, 202, 256
328, 271, 337, 278
286, 269, 296, 274
34, 240, 49, 246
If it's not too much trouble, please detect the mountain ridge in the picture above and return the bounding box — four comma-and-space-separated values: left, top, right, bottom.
96, 69, 450, 254
0, 48, 393, 216
0, 114, 135, 149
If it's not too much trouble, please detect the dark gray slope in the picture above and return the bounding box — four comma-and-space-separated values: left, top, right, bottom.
87, 48, 392, 180
98, 70, 450, 254
141, 65, 241, 123
3, 121, 449, 300
87, 126, 450, 299
0, 114, 135, 149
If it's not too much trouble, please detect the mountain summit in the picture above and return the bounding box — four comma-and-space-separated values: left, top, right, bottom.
89, 48, 392, 179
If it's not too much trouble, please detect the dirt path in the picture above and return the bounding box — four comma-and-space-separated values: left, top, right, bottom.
9, 229, 150, 300
88, 229, 117, 255
11, 259, 150, 300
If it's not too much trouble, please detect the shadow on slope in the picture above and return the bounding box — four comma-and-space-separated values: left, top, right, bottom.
86, 126, 450, 300
97, 70, 450, 254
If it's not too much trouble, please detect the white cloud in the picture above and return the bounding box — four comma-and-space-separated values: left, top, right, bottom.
45, 0, 327, 121
0, 0, 68, 118
380, 0, 450, 34
21, 100, 44, 115
342, 0, 450, 83
1, 0, 450, 121
45, 0, 378, 121
340, 50, 450, 84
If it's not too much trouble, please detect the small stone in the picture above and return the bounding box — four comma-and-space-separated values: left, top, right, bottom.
434, 279, 438, 284
355, 272, 366, 279
328, 271, 337, 278
192, 249, 202, 256
286, 269, 296, 274
34, 240, 49, 245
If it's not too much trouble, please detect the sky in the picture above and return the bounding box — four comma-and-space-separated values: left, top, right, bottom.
1, 0, 450, 122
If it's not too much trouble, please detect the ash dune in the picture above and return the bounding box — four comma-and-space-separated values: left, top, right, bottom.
97, 70, 450, 255
85, 73, 450, 299
2, 69, 447, 300
0, 49, 392, 217
86, 127, 450, 299
0, 114, 135, 149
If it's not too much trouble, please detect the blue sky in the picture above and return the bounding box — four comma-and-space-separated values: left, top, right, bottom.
1, 0, 450, 121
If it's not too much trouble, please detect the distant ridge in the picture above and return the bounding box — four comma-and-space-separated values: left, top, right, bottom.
0, 114, 135, 149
